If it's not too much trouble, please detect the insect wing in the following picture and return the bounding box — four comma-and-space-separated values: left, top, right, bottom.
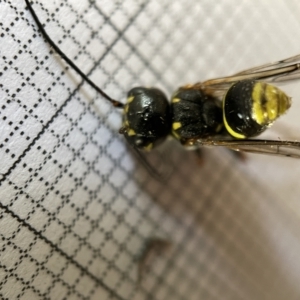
194, 139, 300, 158
234, 53, 300, 76
193, 53, 300, 97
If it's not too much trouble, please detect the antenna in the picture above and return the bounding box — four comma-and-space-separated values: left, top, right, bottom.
25, 0, 124, 108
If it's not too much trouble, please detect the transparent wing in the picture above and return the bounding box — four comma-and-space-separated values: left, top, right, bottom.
234, 53, 300, 76
190, 53, 300, 98
189, 139, 300, 158
129, 145, 174, 182
183, 55, 300, 157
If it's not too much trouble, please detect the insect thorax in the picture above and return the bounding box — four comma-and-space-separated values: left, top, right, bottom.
171, 88, 223, 143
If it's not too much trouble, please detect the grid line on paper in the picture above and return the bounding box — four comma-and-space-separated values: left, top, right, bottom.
1, 1, 300, 300
0, 0, 147, 182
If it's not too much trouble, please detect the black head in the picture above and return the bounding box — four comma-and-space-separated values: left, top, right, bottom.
120, 87, 171, 150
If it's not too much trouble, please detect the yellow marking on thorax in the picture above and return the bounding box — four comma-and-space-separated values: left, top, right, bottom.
172, 97, 180, 103
127, 129, 136, 136
127, 96, 134, 103
172, 122, 182, 130
144, 143, 153, 151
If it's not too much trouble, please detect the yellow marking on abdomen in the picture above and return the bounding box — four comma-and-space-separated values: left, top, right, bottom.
124, 104, 129, 113
222, 94, 246, 139
223, 109, 246, 139
252, 82, 291, 125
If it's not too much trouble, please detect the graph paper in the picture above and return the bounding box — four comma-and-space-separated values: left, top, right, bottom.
1, 0, 300, 299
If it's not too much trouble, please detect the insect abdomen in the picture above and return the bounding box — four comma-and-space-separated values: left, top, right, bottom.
223, 80, 291, 138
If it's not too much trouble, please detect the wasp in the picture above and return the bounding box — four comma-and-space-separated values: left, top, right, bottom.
25, 0, 300, 177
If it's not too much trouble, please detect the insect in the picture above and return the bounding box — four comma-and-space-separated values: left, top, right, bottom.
25, 0, 300, 177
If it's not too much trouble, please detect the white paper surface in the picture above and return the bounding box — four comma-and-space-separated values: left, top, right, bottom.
1, 0, 300, 299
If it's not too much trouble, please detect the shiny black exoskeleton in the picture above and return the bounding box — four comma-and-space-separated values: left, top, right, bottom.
171, 88, 223, 143
120, 87, 171, 150
119, 81, 291, 150
120, 87, 224, 150
223, 80, 291, 139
